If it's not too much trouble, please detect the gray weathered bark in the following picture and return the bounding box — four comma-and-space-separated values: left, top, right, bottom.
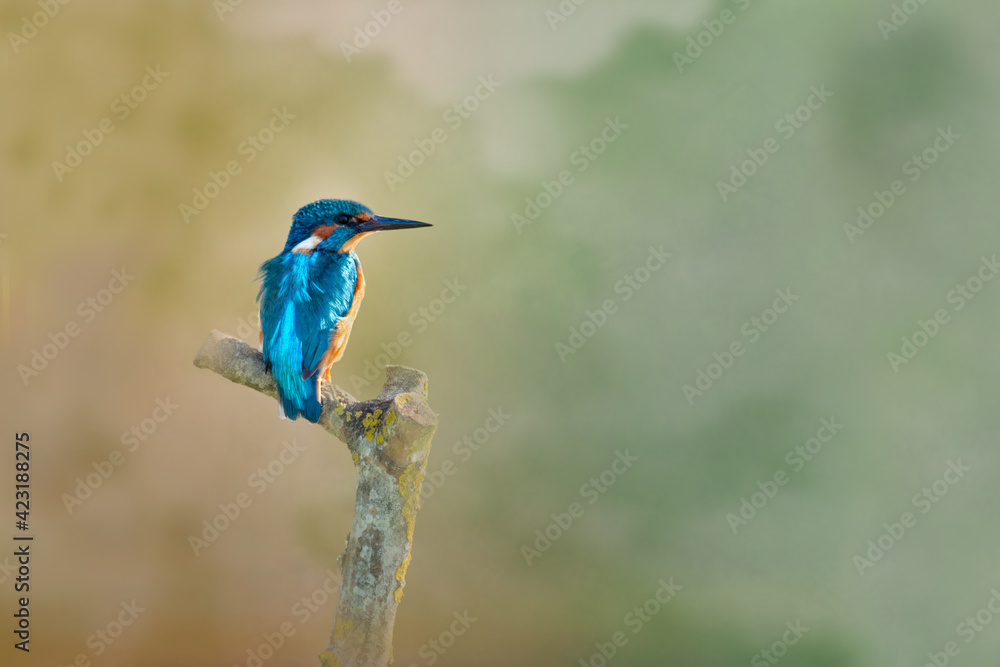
194, 330, 438, 667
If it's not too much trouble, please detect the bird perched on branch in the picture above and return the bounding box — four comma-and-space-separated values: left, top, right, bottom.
257, 199, 431, 422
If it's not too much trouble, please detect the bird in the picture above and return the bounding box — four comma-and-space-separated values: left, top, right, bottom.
257, 199, 431, 422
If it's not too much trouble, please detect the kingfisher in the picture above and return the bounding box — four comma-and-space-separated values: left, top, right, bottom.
257, 199, 431, 422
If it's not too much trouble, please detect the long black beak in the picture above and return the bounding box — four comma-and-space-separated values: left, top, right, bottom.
359, 216, 432, 232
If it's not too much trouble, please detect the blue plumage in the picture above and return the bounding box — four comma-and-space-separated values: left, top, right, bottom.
256, 199, 431, 423
258, 251, 357, 422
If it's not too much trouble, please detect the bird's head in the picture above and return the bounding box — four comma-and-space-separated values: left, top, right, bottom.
284, 199, 431, 255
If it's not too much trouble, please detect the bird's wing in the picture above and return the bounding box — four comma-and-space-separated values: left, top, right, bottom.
317, 257, 366, 376
259, 251, 358, 380
295, 253, 359, 380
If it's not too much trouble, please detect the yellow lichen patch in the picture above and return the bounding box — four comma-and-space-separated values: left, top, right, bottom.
351, 451, 360, 465
359, 407, 394, 444
333, 616, 354, 642
334, 403, 345, 416
396, 553, 411, 583
319, 650, 342, 667
354, 411, 362, 418
363, 411, 380, 442
394, 554, 411, 604
385, 410, 397, 426
398, 463, 426, 543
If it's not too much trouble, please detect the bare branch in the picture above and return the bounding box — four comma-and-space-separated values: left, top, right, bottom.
194, 330, 438, 667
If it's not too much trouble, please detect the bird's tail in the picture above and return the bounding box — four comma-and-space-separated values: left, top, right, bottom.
276, 373, 322, 423
267, 309, 323, 423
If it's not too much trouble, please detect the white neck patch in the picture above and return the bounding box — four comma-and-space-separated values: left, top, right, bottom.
292, 235, 323, 255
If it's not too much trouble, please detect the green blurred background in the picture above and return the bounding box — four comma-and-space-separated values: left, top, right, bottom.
3, 1, 999, 665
